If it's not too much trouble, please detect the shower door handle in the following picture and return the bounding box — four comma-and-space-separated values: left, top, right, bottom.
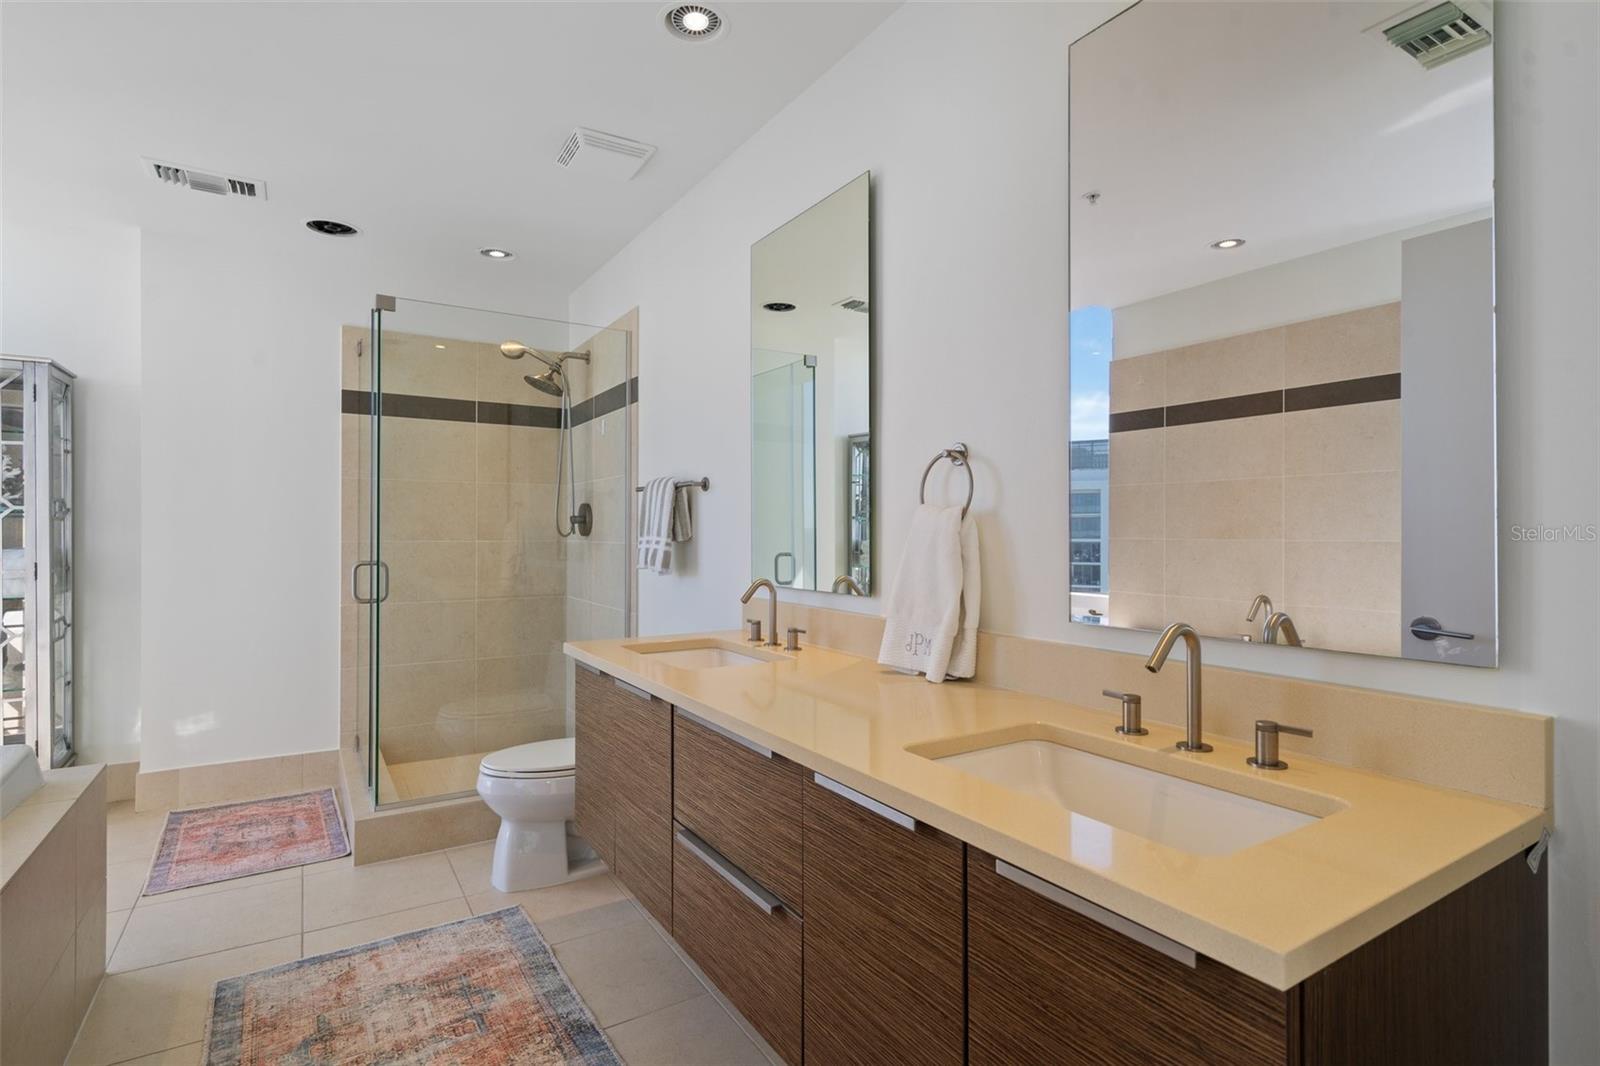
351, 560, 391, 604
774, 552, 795, 586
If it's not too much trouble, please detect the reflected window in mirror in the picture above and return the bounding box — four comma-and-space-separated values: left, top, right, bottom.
1067, 2, 1496, 666
751, 172, 871, 594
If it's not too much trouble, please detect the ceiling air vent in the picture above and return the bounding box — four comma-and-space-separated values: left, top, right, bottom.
555, 128, 657, 181
834, 297, 870, 314
1382, 1, 1491, 69
145, 158, 266, 200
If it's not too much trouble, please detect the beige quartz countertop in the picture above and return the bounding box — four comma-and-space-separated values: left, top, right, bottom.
566, 635, 1548, 990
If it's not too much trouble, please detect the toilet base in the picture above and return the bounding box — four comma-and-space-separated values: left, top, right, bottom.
490, 817, 571, 893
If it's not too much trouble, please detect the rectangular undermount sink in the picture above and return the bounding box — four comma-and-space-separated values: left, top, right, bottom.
623, 638, 787, 669
929, 739, 1319, 856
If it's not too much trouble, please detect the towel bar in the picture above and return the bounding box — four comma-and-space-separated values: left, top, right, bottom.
635, 477, 710, 493
919, 443, 973, 518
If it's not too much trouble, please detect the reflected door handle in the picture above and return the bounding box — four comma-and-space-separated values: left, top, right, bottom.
1409, 616, 1475, 641
774, 552, 795, 585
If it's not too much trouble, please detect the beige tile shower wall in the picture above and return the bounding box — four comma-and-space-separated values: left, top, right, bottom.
1105, 304, 1401, 655
339, 327, 566, 784
564, 313, 634, 645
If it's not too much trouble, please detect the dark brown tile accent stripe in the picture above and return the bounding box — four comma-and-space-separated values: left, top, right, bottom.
340, 381, 635, 429
1284, 372, 1401, 412
1108, 407, 1164, 433
1106, 374, 1400, 432
1165, 389, 1283, 428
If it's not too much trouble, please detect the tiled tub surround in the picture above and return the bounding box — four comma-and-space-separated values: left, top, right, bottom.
339, 326, 635, 802
1, 763, 106, 1065
1104, 302, 1403, 655
565, 632, 1549, 989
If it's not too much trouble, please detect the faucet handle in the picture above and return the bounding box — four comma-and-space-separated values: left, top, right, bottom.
1248, 719, 1314, 770
745, 619, 763, 643
1103, 689, 1147, 736
785, 627, 807, 652
1277, 723, 1314, 738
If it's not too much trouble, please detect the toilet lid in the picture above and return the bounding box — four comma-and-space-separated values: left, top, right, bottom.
480, 737, 576, 777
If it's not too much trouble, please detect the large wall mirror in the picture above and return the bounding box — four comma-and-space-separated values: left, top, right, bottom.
1068, 2, 1496, 666
751, 172, 872, 594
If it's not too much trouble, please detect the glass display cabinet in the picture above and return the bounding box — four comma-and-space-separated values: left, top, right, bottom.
0, 357, 75, 768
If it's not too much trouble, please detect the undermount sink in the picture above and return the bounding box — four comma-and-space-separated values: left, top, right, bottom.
926, 739, 1319, 856
623, 638, 786, 669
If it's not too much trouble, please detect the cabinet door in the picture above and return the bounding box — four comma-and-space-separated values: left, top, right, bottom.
610, 677, 673, 927
673, 709, 803, 912
967, 848, 1290, 1066
672, 825, 803, 1064
573, 665, 615, 867
802, 773, 965, 1066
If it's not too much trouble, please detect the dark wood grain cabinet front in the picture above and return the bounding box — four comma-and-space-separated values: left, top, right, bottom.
967, 847, 1290, 1066
572, 664, 615, 868
801, 773, 965, 1066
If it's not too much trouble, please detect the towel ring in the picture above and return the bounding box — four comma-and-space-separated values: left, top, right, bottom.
919, 443, 974, 518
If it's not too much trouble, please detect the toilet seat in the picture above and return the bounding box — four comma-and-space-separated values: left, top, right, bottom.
479, 737, 575, 780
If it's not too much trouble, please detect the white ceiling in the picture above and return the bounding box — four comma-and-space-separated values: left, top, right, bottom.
1, 2, 898, 295
1069, 0, 1494, 309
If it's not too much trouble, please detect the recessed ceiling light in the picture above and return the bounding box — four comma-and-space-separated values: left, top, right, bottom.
305, 219, 357, 236
763, 302, 796, 312
663, 4, 725, 41
479, 247, 515, 260
1211, 237, 1246, 250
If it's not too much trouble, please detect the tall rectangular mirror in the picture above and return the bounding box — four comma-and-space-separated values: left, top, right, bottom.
1068, 1, 1496, 665
751, 171, 872, 594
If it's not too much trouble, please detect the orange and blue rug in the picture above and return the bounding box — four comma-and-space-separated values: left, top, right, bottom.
202, 907, 620, 1065
144, 789, 350, 895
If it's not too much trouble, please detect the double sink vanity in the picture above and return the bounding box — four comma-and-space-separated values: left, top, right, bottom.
567, 632, 1549, 1065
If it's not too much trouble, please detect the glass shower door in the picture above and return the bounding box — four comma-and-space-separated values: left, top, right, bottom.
751, 352, 816, 587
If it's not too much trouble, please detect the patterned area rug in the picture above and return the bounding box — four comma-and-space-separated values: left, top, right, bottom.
202, 908, 621, 1066
144, 789, 351, 895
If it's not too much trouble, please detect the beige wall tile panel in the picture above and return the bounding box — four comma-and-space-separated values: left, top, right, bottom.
477, 482, 559, 542
1164, 414, 1284, 482
1108, 351, 1164, 412
1109, 483, 1164, 541
377, 660, 477, 730
377, 334, 478, 401
1284, 471, 1402, 542
378, 721, 478, 765
590, 409, 627, 479
380, 418, 477, 483
477, 424, 559, 484
476, 654, 560, 716
1164, 594, 1272, 642
1165, 478, 1284, 540
378, 600, 476, 665
1164, 539, 1283, 601
1285, 605, 1402, 658
476, 541, 567, 599
1105, 592, 1166, 631
1161, 325, 1285, 405
1284, 302, 1400, 388
1285, 540, 1401, 612
381, 479, 476, 542
1108, 427, 1163, 485
383, 540, 477, 603
340, 325, 363, 391
586, 474, 628, 547
477, 345, 565, 406
588, 542, 628, 610
477, 596, 564, 660
1107, 538, 1164, 595
1283, 400, 1400, 476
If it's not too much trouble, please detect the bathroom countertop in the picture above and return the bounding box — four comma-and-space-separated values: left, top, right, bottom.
565, 634, 1549, 990
1, 762, 104, 888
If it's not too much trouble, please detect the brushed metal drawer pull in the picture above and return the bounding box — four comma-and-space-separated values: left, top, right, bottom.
613, 677, 655, 702
575, 660, 601, 676
995, 859, 1197, 968
678, 708, 772, 759
675, 827, 783, 915
813, 773, 917, 832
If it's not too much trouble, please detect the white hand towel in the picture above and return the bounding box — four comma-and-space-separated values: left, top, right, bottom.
878, 504, 981, 682
637, 477, 680, 574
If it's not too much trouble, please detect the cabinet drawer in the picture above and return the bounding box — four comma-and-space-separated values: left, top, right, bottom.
573, 665, 615, 867
802, 773, 965, 1066
672, 825, 802, 1065
616, 797, 672, 927
673, 709, 803, 912
967, 847, 1290, 1065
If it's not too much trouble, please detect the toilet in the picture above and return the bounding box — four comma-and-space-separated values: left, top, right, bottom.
476, 736, 577, 893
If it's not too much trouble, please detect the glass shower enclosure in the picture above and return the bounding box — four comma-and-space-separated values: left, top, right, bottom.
346, 297, 631, 807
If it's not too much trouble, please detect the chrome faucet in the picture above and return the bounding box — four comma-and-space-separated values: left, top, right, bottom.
831, 575, 865, 596
1246, 594, 1274, 642
740, 579, 781, 647
1145, 622, 1212, 752
1263, 611, 1303, 647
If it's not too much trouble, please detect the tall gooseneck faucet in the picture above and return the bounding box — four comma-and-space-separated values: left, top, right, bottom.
741, 579, 781, 647
1246, 594, 1274, 642
1145, 622, 1212, 752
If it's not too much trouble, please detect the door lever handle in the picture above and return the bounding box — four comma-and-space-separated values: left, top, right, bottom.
1409, 616, 1475, 641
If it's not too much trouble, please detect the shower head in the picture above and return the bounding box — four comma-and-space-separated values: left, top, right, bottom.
499, 340, 563, 371
525, 371, 564, 398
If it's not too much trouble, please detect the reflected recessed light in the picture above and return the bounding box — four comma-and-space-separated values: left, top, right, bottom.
306, 219, 357, 236
480, 247, 515, 260
1211, 238, 1246, 250
763, 302, 796, 312
434, 344, 446, 350
663, 4, 725, 41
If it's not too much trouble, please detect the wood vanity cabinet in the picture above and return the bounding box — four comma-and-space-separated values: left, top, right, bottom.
801, 773, 966, 1066
670, 710, 805, 1063
573, 665, 672, 926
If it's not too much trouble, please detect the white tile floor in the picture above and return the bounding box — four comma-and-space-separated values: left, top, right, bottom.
71, 800, 777, 1065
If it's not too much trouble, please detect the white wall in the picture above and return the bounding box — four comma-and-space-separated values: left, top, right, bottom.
0, 216, 144, 765
569, 3, 1597, 1057
138, 227, 567, 773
